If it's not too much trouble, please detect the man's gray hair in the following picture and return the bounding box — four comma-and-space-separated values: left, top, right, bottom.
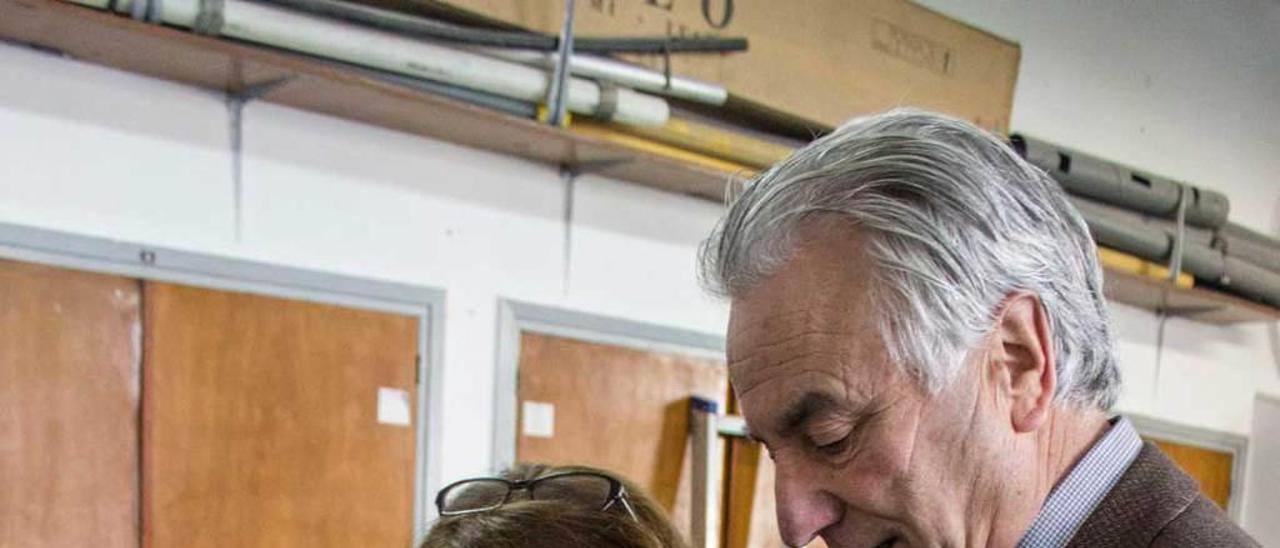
700, 109, 1119, 409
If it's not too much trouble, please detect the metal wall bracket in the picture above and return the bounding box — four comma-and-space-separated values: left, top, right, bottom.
226, 76, 294, 242
1166, 184, 1190, 283
555, 156, 631, 294
228, 76, 294, 104
559, 164, 577, 295
570, 157, 633, 175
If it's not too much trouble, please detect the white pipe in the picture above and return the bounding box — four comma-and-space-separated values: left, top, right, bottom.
71, 0, 670, 126
481, 48, 728, 106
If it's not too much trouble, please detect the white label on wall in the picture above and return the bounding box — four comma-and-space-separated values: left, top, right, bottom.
377, 387, 412, 427
522, 400, 555, 438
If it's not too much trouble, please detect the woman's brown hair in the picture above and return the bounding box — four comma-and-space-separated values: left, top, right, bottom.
422, 463, 689, 548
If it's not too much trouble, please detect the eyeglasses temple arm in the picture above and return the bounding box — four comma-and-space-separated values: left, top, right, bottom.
616, 494, 639, 521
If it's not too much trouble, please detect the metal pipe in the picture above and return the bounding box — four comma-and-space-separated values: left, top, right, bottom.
545, 0, 575, 127
257, 0, 748, 54
479, 48, 728, 106
688, 397, 721, 548
327, 58, 538, 118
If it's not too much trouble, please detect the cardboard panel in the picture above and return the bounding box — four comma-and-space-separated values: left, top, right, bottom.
0, 260, 140, 548
418, 0, 1020, 132
143, 282, 419, 547
515, 332, 727, 539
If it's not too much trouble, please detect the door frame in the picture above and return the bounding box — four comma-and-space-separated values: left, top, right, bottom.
1129, 413, 1249, 521
490, 299, 726, 470
0, 221, 447, 543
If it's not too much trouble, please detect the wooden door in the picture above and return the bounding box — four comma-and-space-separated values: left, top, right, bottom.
1150, 438, 1234, 510
515, 332, 728, 539
143, 282, 420, 547
0, 260, 140, 548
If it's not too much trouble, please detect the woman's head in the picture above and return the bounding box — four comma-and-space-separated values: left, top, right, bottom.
422, 463, 687, 548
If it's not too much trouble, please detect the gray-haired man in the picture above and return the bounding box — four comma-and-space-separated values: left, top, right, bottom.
699, 110, 1257, 547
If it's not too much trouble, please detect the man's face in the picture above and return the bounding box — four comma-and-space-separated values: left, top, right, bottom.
727, 227, 1011, 548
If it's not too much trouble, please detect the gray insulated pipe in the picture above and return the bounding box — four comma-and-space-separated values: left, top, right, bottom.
1071, 198, 1280, 307
1074, 196, 1280, 274
1220, 223, 1280, 270
1012, 134, 1230, 229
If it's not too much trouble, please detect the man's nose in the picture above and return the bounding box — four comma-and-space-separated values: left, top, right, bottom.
774, 459, 842, 547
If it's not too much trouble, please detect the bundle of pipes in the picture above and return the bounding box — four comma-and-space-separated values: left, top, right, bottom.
72, 0, 743, 127
76, 0, 797, 167
254, 0, 738, 105
1012, 134, 1280, 307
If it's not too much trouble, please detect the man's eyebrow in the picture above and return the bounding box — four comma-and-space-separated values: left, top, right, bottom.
777, 391, 841, 435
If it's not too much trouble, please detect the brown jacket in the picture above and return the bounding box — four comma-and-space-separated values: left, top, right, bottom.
1066, 442, 1258, 547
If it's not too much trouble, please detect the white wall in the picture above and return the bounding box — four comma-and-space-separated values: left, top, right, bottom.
918, 0, 1280, 533
1, 0, 1278, 533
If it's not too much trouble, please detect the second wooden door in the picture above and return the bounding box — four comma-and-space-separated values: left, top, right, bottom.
143, 282, 420, 547
515, 332, 728, 540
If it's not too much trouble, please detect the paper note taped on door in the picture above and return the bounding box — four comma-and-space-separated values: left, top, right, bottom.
522, 400, 555, 438
377, 387, 412, 427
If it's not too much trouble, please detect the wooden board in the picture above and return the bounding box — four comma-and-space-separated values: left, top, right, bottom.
515, 332, 727, 539
1103, 267, 1280, 324
143, 282, 419, 548
0, 259, 140, 548
1151, 439, 1234, 510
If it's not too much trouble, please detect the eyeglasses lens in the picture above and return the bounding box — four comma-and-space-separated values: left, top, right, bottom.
441, 479, 510, 514
529, 474, 615, 509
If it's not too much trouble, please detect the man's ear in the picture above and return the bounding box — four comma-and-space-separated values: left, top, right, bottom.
991, 292, 1056, 433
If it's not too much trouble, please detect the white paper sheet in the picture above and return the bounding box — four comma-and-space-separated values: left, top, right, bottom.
377, 387, 412, 427
521, 400, 555, 438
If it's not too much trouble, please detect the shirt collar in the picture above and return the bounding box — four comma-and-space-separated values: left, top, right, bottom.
1016, 416, 1144, 548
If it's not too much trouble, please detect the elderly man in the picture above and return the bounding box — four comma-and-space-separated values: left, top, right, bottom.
699, 110, 1257, 547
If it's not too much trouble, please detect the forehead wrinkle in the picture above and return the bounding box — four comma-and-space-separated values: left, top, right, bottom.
731, 329, 858, 359
727, 307, 842, 346
735, 367, 847, 405
731, 350, 849, 396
